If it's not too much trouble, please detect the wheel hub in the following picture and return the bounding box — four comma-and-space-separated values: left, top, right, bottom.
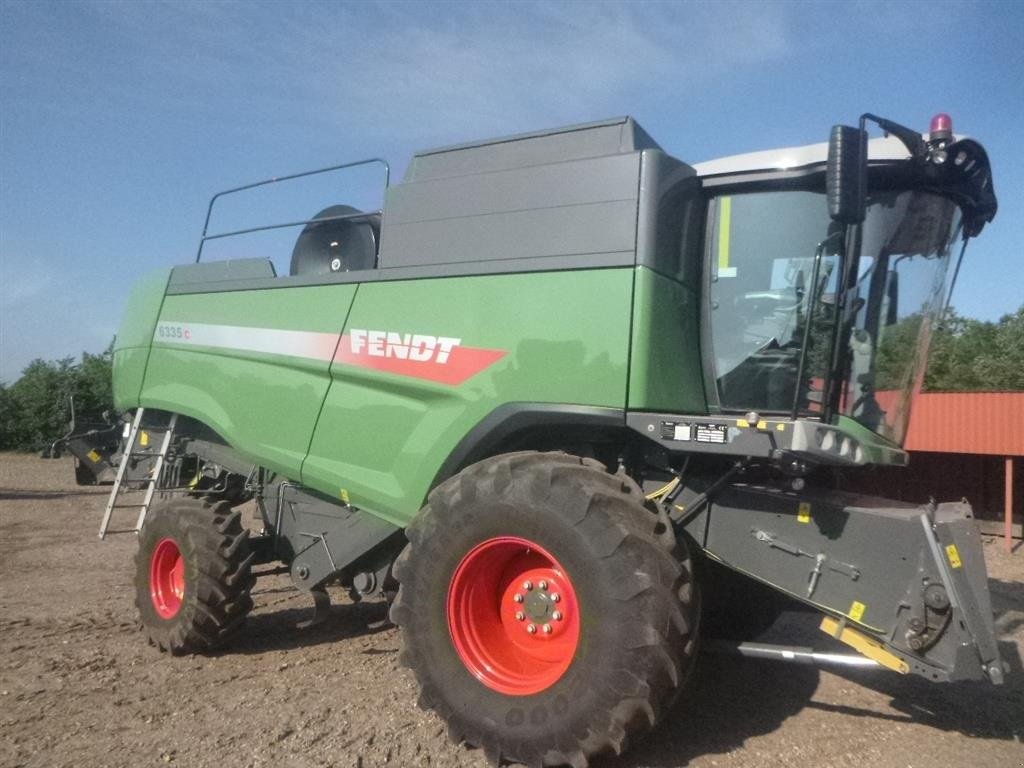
150, 537, 185, 620
447, 537, 581, 696
503, 569, 571, 638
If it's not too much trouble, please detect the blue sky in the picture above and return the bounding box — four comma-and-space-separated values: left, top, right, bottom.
2, 0, 1022, 383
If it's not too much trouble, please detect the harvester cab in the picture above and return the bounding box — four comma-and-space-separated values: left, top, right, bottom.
627, 112, 1003, 684
101, 110, 1008, 768
633, 112, 996, 472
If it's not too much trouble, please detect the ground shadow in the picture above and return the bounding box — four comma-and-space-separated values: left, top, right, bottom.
230, 599, 394, 655
612, 653, 820, 767
821, 659, 1022, 741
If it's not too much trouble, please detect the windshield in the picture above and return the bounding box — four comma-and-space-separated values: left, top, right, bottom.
840, 191, 963, 442
707, 187, 963, 444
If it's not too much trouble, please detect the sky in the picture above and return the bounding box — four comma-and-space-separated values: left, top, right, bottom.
2, 0, 1023, 383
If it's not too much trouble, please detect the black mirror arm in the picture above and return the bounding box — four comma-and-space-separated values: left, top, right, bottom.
861, 113, 927, 160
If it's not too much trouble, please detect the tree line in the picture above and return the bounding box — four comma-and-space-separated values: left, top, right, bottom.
0, 343, 115, 452
1, 306, 1021, 452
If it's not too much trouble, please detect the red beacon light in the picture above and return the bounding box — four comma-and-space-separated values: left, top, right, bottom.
929, 113, 953, 142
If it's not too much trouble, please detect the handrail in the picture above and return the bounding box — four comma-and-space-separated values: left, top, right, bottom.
195, 157, 390, 263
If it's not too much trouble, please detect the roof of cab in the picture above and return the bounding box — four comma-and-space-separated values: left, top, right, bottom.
692, 133, 927, 178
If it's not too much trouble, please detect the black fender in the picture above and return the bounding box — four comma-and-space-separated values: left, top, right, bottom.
430, 402, 626, 491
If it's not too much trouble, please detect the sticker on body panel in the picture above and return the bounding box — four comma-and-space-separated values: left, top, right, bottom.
336, 329, 506, 386
153, 322, 339, 361
152, 321, 506, 386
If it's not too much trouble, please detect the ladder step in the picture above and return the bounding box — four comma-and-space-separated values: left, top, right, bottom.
99, 409, 178, 540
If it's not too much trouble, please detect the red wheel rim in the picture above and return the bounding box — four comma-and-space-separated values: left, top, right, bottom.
150, 538, 185, 619
447, 536, 581, 696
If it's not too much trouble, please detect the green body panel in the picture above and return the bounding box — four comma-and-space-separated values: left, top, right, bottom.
123, 268, 632, 522
834, 415, 909, 466
141, 285, 357, 479
112, 267, 171, 411
628, 267, 706, 413
302, 269, 633, 525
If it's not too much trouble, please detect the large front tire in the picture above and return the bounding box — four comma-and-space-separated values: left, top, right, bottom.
391, 452, 698, 768
135, 498, 255, 654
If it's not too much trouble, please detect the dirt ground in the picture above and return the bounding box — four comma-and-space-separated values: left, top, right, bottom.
1, 452, 1022, 768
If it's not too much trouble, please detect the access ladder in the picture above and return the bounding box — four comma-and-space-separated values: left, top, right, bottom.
98, 409, 177, 539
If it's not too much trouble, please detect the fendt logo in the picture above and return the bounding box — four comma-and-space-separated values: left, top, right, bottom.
150, 320, 506, 387
337, 328, 506, 386
348, 329, 461, 363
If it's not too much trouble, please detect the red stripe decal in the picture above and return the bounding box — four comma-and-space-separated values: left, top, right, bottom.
334, 332, 506, 386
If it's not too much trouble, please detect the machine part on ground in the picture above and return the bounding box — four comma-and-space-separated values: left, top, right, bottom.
390, 452, 697, 768
134, 498, 255, 654
99, 111, 1009, 767
42, 396, 123, 485
296, 588, 332, 629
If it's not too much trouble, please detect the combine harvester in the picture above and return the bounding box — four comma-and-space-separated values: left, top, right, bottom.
96, 111, 1005, 767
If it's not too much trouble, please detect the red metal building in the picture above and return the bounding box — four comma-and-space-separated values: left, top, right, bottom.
849, 392, 1022, 551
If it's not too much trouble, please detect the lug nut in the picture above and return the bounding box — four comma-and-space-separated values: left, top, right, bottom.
515, 611, 525, 621
538, 580, 548, 590
543, 623, 552, 634
550, 593, 560, 603
513, 593, 524, 603
552, 610, 562, 621
527, 624, 537, 634
523, 580, 533, 591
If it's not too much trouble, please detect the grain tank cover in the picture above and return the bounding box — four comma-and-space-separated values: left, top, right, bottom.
403, 116, 662, 181
377, 117, 662, 275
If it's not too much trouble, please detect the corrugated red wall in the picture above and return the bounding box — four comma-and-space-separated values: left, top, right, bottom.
903, 392, 1024, 456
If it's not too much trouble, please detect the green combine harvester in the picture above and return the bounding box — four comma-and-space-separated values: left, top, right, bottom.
96, 111, 1004, 767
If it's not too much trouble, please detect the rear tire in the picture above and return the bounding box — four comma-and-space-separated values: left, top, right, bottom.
135, 498, 255, 654
391, 452, 698, 768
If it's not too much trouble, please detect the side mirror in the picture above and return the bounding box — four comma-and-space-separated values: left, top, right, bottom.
826, 125, 867, 224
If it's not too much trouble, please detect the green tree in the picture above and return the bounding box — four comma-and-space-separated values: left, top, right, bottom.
925, 306, 1024, 391
875, 313, 923, 391
0, 384, 16, 448
0, 341, 115, 451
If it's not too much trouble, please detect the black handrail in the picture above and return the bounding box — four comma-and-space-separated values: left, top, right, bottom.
195, 157, 390, 263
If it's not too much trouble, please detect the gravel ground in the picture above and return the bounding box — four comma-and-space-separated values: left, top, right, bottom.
1, 452, 1022, 768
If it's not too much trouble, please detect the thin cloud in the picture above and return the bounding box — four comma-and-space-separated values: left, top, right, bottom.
61, 2, 796, 149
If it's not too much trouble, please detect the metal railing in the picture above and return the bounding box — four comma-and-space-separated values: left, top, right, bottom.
195, 157, 390, 263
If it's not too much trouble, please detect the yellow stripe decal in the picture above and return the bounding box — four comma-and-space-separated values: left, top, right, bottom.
820, 616, 909, 674
717, 197, 732, 272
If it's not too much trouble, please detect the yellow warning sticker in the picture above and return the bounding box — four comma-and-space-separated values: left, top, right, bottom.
139, 431, 150, 447
849, 601, 867, 622
756, 420, 767, 430
797, 502, 812, 523
339, 488, 351, 505
945, 544, 963, 569
86, 449, 101, 463
776, 423, 786, 432
736, 418, 750, 428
